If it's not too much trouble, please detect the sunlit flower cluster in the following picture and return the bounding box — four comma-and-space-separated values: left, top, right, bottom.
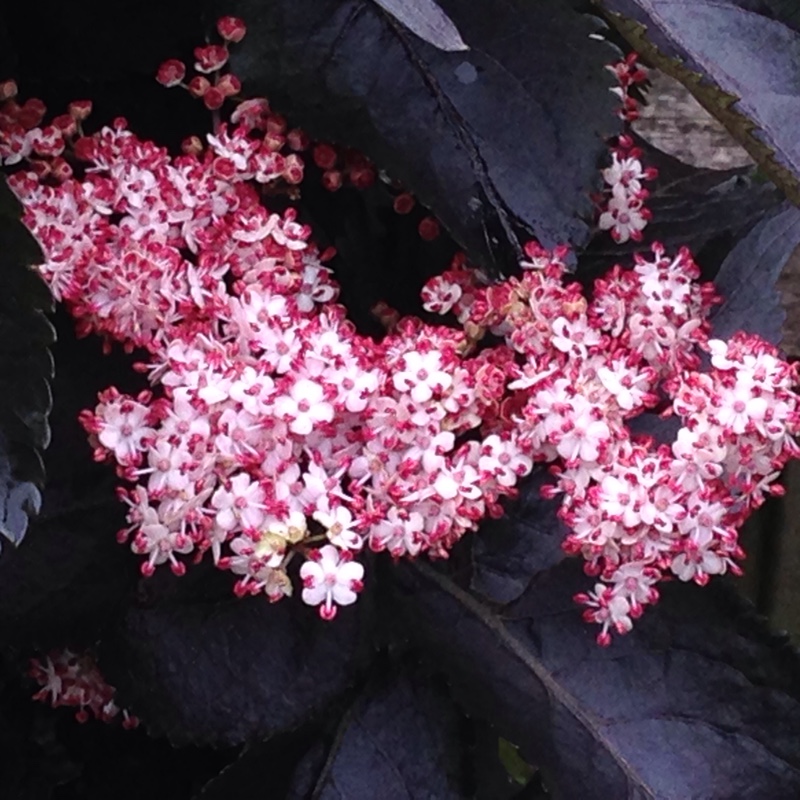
423, 243, 800, 644
3, 23, 799, 643
1, 55, 529, 620
29, 649, 138, 728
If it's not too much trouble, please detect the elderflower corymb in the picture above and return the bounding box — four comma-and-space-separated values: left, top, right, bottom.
2, 22, 799, 642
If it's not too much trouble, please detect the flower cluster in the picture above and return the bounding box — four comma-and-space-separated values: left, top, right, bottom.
3, 21, 800, 642
29, 649, 138, 728
598, 54, 657, 244
156, 15, 247, 110
1, 50, 529, 620
422, 243, 800, 644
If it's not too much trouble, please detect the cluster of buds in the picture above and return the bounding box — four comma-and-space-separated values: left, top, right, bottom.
3, 19, 800, 641
598, 54, 657, 244
156, 16, 247, 111
310, 141, 377, 193
0, 78, 92, 181
29, 649, 138, 728
607, 52, 650, 122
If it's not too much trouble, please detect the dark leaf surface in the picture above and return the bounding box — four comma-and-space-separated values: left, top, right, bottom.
224, 0, 621, 272
471, 471, 567, 605
0, 176, 54, 549
595, 0, 800, 204
100, 588, 372, 747
710, 201, 800, 343
0, 312, 141, 649
395, 560, 800, 800
301, 669, 463, 800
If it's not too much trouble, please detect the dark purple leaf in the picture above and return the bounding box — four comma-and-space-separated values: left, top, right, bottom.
0, 176, 54, 549
0, 311, 143, 649
196, 736, 326, 799
99, 588, 372, 747
0, 664, 81, 798
298, 669, 463, 799
372, 0, 468, 51
471, 471, 567, 605
710, 201, 800, 343
222, 0, 622, 272
395, 560, 800, 799
594, 0, 800, 204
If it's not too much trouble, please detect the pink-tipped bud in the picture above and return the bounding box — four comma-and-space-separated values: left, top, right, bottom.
187, 76, 210, 98
68, 99, 92, 120
52, 113, 77, 137
217, 73, 241, 97
282, 154, 304, 185
51, 157, 73, 182
287, 128, 309, 151
349, 163, 376, 190
181, 135, 204, 155
262, 130, 285, 152
217, 16, 247, 42
18, 98, 47, 130
418, 217, 440, 241
156, 59, 186, 88
203, 86, 226, 110
73, 135, 96, 161
313, 143, 338, 170
322, 169, 342, 192
393, 192, 415, 215
194, 45, 229, 74
0, 79, 18, 102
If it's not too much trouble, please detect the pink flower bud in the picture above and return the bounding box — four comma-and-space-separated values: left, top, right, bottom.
322, 169, 342, 192
217, 73, 241, 97
73, 135, 96, 161
217, 16, 247, 42
262, 131, 285, 152
202, 86, 226, 110
194, 45, 229, 74
18, 98, 47, 129
187, 76, 210, 98
393, 192, 415, 215
0, 79, 18, 101
287, 128, 309, 151
282, 154, 304, 184
156, 59, 186, 87
348, 163, 376, 190
51, 157, 73, 182
313, 143, 338, 170
68, 99, 92, 120
418, 217, 440, 241
181, 135, 204, 155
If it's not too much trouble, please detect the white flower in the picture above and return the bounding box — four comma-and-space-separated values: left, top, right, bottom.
300, 545, 364, 619
393, 351, 452, 404
313, 503, 363, 550
97, 398, 153, 465
274, 378, 334, 435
